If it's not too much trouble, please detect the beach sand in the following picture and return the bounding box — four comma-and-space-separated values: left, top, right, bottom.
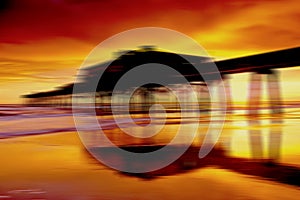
0, 131, 299, 200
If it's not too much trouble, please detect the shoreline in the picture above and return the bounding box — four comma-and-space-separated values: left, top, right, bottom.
0, 131, 299, 199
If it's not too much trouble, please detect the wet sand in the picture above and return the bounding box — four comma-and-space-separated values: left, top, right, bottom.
0, 131, 299, 200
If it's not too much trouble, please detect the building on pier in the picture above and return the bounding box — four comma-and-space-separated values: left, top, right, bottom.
21, 46, 300, 116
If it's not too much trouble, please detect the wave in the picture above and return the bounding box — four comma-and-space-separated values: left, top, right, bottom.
0, 128, 77, 139
1, 104, 300, 139
0, 114, 149, 139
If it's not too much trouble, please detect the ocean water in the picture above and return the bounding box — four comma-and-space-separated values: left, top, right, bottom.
1, 104, 300, 160
1, 104, 300, 164
0, 104, 300, 199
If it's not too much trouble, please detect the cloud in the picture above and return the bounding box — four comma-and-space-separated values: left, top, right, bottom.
0, 0, 299, 103
0, 57, 77, 85
0, 0, 265, 44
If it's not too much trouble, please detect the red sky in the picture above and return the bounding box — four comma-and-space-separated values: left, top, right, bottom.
0, 0, 299, 103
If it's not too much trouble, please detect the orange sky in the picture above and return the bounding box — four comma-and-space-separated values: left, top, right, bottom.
0, 0, 299, 104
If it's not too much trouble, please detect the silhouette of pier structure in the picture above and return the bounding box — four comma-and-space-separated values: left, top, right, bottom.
88, 144, 300, 186
21, 46, 300, 163
22, 46, 300, 116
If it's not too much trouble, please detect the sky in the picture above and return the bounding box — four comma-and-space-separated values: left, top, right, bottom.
0, 0, 299, 104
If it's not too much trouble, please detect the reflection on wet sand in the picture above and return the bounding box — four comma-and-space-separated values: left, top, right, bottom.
1, 105, 300, 199
248, 116, 283, 162
89, 144, 300, 186
85, 113, 299, 187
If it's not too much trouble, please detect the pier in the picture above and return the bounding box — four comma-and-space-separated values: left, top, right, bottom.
21, 46, 300, 163
21, 46, 300, 115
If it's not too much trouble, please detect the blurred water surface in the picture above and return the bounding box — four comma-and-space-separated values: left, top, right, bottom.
0, 104, 300, 199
